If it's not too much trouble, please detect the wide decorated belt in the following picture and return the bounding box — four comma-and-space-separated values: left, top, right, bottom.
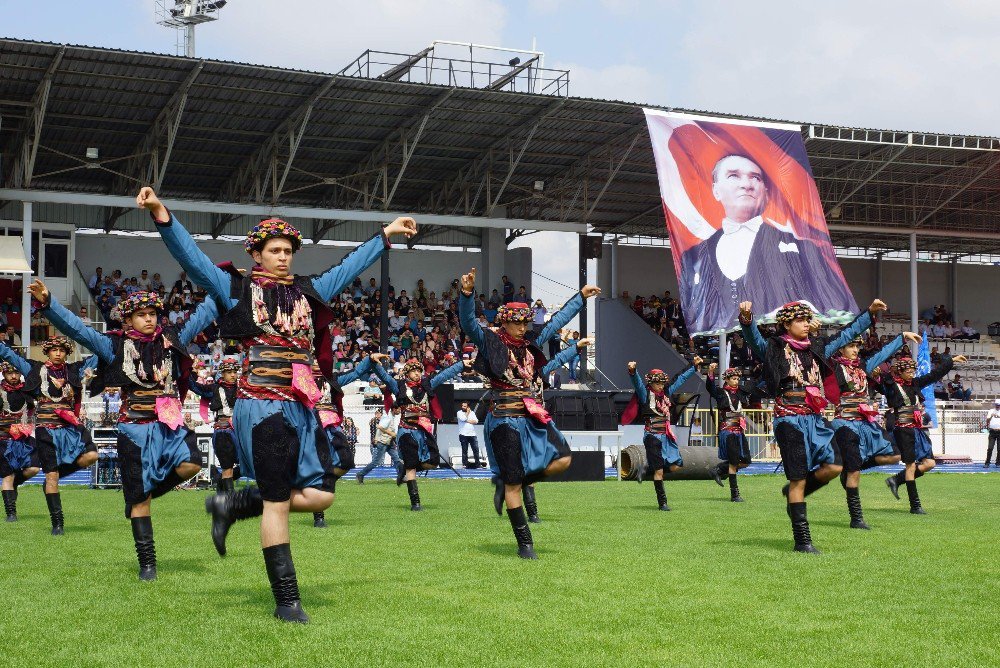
836, 394, 879, 421
490, 388, 536, 418
246, 345, 313, 388
124, 388, 175, 422
895, 406, 925, 428
214, 417, 233, 430
35, 399, 78, 426
721, 415, 746, 431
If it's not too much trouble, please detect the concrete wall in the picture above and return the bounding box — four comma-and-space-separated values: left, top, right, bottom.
75, 234, 531, 300
600, 243, 1000, 330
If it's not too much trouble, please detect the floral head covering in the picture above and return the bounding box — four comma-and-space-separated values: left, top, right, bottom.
245, 218, 302, 255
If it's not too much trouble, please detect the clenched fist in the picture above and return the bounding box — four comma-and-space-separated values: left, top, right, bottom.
460, 268, 476, 295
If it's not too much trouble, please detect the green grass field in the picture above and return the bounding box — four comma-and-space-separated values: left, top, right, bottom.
2, 474, 998, 667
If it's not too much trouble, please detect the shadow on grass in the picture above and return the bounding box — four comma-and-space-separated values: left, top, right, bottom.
156, 556, 211, 574
715, 536, 792, 552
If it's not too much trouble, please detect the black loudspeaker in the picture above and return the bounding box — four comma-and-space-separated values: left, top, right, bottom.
435, 384, 457, 423
581, 235, 603, 259
547, 450, 605, 482
585, 395, 618, 431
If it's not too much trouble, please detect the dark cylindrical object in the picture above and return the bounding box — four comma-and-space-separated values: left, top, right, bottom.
619, 444, 722, 481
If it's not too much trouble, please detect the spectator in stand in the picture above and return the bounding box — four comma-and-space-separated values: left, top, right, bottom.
138, 269, 151, 290
3, 326, 20, 347
956, 320, 980, 340
172, 271, 192, 294
930, 346, 941, 365
456, 402, 483, 468
565, 329, 581, 382
415, 278, 429, 303
1, 297, 20, 318
501, 276, 514, 305
149, 272, 163, 293
362, 378, 383, 406
983, 400, 1000, 468
515, 286, 530, 304
631, 294, 645, 316
729, 332, 753, 368
948, 374, 972, 401
88, 267, 103, 294
620, 290, 631, 302
168, 302, 185, 325
933, 379, 949, 401
365, 277, 378, 298
931, 321, 948, 338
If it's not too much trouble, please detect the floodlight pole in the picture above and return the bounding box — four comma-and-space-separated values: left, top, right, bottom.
185, 24, 195, 58
21, 202, 32, 351
909, 232, 918, 351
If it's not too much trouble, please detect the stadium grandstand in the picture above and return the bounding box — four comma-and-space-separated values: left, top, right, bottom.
2, 37, 1000, 465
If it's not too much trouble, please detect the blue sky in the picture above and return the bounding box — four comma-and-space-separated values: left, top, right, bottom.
4, 0, 998, 313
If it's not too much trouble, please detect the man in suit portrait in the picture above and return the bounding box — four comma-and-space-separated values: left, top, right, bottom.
679, 154, 854, 334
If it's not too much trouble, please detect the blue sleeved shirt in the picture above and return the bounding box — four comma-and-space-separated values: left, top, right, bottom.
629, 364, 695, 406
739, 320, 768, 362
371, 361, 398, 396
154, 211, 389, 307
429, 360, 466, 390
335, 356, 373, 387
541, 343, 580, 376
864, 334, 904, 375
822, 311, 872, 360
459, 292, 486, 349
0, 341, 30, 376
536, 292, 584, 347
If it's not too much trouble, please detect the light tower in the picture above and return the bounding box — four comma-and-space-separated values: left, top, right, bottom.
155, 1, 227, 57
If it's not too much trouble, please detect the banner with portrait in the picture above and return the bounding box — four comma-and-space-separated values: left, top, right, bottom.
643, 109, 857, 335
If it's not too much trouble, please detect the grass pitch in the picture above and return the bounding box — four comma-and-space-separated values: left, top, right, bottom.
2, 474, 998, 668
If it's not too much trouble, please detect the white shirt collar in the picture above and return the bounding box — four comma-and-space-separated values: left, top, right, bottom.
721, 215, 764, 236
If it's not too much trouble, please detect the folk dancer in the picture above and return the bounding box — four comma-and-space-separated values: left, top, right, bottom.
139, 186, 415, 622
458, 268, 598, 559
621, 358, 700, 510
738, 298, 886, 553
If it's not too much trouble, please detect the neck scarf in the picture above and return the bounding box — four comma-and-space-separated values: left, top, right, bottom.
1, 380, 24, 393
497, 328, 527, 349
780, 334, 811, 351
832, 355, 860, 368
125, 326, 164, 343
251, 265, 295, 287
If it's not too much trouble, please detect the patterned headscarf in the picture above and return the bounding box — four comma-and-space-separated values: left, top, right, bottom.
722, 367, 741, 381
117, 291, 164, 318
496, 302, 534, 324
217, 359, 240, 375
838, 335, 864, 351
41, 335, 74, 353
893, 356, 917, 374
775, 301, 814, 327
402, 358, 424, 376
644, 369, 670, 384
245, 218, 302, 255
0, 361, 20, 375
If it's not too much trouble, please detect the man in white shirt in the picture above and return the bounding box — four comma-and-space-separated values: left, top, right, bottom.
457, 402, 483, 468
88, 266, 103, 294
357, 407, 402, 484
930, 322, 948, 338
984, 399, 1000, 468
957, 320, 980, 341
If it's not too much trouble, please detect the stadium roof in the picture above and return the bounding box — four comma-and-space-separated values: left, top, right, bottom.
1, 38, 999, 254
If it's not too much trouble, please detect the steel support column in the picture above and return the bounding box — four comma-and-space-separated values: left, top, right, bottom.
21, 202, 32, 350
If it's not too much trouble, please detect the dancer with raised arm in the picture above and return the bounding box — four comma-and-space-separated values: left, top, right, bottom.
369, 353, 467, 511
137, 186, 415, 622
30, 280, 213, 580
880, 352, 964, 514
827, 330, 919, 529
310, 356, 374, 527
738, 298, 886, 553
1, 362, 40, 522
458, 268, 598, 559
0, 332, 98, 536
621, 357, 700, 510
704, 364, 759, 503
188, 359, 241, 495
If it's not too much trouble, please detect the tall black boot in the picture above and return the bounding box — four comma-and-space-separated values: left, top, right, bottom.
654, 480, 670, 511
45, 492, 64, 535
523, 485, 541, 523
312, 512, 327, 528
130, 516, 157, 581
905, 480, 926, 514
205, 485, 263, 556
507, 506, 537, 559
216, 476, 235, 495
491, 475, 504, 516
789, 502, 819, 554
406, 480, 422, 511
845, 487, 870, 529
2, 490, 16, 522
885, 470, 905, 500
262, 543, 309, 623
712, 462, 725, 487
728, 474, 744, 502
781, 471, 829, 499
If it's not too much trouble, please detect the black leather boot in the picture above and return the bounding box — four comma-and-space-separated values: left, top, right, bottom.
312, 512, 327, 528
654, 480, 669, 511
406, 480, 422, 511
216, 477, 235, 495
906, 480, 926, 514
491, 476, 504, 516
789, 502, 819, 554
395, 466, 405, 487
45, 492, 64, 535
712, 462, 725, 487
523, 485, 541, 523
263, 543, 309, 623
729, 474, 744, 502
130, 516, 157, 581
205, 485, 263, 556
886, 470, 905, 500
2, 490, 16, 522
845, 487, 870, 529
507, 506, 537, 559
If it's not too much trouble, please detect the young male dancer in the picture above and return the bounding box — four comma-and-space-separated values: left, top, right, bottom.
31, 281, 214, 580
138, 186, 415, 622
0, 333, 98, 535
704, 364, 757, 502
458, 268, 598, 558
739, 298, 886, 553
369, 354, 467, 511
621, 358, 700, 510
881, 352, 964, 514
827, 330, 919, 528
1, 362, 40, 522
